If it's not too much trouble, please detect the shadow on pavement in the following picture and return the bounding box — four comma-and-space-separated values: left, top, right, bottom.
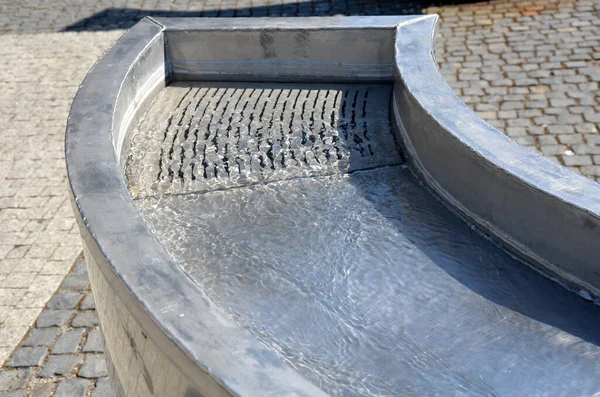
63, 0, 482, 31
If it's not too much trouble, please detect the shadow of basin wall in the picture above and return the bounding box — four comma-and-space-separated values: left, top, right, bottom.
65, 16, 600, 397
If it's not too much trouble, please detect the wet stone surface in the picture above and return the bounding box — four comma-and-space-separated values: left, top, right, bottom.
132, 81, 600, 395
127, 83, 401, 198
137, 164, 600, 396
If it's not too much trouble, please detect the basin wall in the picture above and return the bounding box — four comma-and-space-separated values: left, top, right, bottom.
391, 17, 600, 299
86, 21, 232, 397
159, 16, 412, 82
165, 28, 395, 82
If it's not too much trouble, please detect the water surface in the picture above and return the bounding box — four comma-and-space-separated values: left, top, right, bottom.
137, 167, 600, 396
129, 82, 600, 396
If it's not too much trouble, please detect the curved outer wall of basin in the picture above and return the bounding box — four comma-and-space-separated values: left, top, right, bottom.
392, 16, 600, 300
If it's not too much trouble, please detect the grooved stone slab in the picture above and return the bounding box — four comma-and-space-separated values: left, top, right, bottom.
127, 83, 401, 198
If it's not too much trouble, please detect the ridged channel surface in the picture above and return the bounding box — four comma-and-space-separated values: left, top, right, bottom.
127, 83, 600, 396
127, 83, 400, 198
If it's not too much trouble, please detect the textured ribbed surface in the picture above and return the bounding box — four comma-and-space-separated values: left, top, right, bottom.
126, 82, 401, 198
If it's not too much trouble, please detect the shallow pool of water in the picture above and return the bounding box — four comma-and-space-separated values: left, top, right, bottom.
137, 166, 600, 396
128, 82, 600, 396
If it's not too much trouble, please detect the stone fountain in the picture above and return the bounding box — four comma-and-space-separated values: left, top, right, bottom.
66, 16, 600, 397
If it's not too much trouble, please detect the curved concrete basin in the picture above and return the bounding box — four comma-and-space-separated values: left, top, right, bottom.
66, 16, 600, 396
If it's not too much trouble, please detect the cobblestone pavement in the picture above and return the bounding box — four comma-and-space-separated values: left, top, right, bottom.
0, 29, 122, 370
432, 0, 600, 180
2, 0, 449, 33
0, 256, 111, 396
0, 0, 599, 395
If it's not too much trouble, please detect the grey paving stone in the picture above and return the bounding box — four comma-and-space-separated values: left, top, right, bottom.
548, 125, 576, 134
538, 135, 557, 145
21, 328, 60, 347
91, 377, 113, 397
575, 123, 597, 133
558, 134, 585, 145
39, 355, 79, 378
541, 145, 568, 156
78, 355, 107, 379
29, 383, 56, 397
71, 311, 99, 328
72, 257, 88, 274
584, 111, 600, 123
45, 293, 83, 310
0, 369, 31, 391
0, 390, 25, 397
53, 378, 91, 397
574, 144, 600, 155
58, 274, 89, 292
52, 329, 85, 354
83, 330, 104, 353
5, 348, 46, 368
563, 155, 593, 166
80, 292, 96, 310
35, 310, 72, 328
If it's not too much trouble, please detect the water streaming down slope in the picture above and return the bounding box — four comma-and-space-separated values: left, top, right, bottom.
126, 82, 400, 198
127, 82, 600, 396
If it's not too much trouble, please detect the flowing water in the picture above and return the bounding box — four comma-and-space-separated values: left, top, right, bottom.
127, 82, 600, 396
